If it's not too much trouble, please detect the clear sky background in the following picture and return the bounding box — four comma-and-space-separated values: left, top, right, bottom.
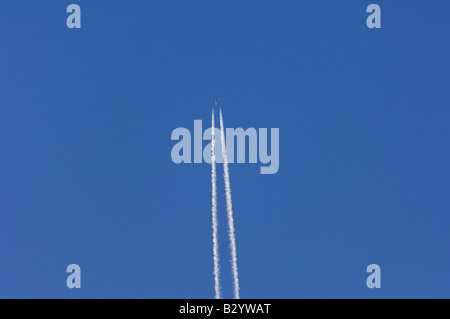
0, 1, 449, 298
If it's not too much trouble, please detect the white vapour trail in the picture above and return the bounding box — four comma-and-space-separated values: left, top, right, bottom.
219, 109, 240, 299
211, 110, 221, 299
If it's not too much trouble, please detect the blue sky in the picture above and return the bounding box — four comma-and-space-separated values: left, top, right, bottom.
0, 1, 449, 298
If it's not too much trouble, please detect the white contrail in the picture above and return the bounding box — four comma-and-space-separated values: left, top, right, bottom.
211, 110, 221, 299
219, 109, 240, 299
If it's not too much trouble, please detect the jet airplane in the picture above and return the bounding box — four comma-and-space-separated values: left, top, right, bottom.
212, 92, 221, 106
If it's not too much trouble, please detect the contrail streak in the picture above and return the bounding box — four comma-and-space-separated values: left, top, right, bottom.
219, 109, 240, 299
211, 110, 221, 299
